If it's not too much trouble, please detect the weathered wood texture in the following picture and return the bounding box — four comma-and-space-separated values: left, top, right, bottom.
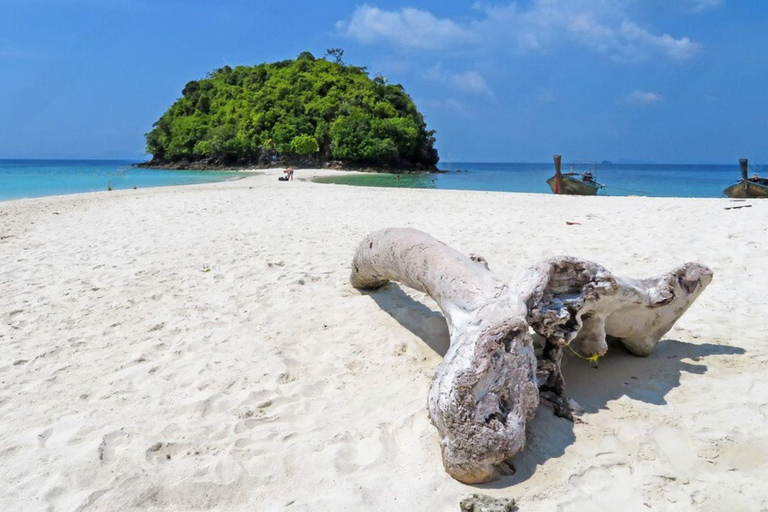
351, 228, 712, 483
351, 228, 539, 483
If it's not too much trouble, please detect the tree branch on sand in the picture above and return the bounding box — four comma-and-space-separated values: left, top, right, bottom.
350, 228, 713, 484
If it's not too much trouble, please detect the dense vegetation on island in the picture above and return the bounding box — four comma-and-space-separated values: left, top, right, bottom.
144, 51, 439, 170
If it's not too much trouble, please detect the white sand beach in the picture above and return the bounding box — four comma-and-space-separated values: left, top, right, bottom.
1, 169, 767, 511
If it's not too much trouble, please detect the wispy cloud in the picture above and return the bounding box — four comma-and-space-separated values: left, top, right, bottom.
338, 2, 701, 63
681, 0, 722, 13
11, 0, 146, 6
538, 89, 557, 103
424, 98, 475, 118
0, 46, 25, 59
614, 20, 698, 61
424, 64, 494, 97
624, 90, 663, 104
451, 71, 493, 96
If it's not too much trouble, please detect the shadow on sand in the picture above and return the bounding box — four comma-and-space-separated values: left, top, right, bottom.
366, 283, 452, 357
362, 283, 746, 488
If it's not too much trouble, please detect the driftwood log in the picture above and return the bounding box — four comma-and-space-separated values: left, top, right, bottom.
351, 228, 539, 483
517, 256, 714, 398
350, 228, 712, 483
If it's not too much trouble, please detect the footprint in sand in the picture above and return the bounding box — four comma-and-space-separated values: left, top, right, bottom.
719, 436, 768, 471
653, 426, 700, 477
233, 418, 262, 434
37, 427, 53, 448
330, 428, 397, 474
146, 441, 197, 462
98, 430, 128, 463
41, 415, 83, 449
198, 392, 235, 419
277, 357, 302, 384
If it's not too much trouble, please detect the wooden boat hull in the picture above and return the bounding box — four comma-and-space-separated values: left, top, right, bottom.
547, 175, 600, 196
723, 180, 768, 198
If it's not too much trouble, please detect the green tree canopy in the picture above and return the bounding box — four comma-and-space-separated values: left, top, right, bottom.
145, 53, 439, 168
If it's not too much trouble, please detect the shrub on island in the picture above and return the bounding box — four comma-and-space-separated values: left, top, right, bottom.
143, 51, 439, 170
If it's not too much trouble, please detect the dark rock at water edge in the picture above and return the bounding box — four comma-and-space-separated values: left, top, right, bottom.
137, 157, 445, 174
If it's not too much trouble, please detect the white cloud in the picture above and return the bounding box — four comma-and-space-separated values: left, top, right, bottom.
424, 64, 494, 97
624, 90, 663, 104
338, 1, 700, 63
562, 17, 699, 62
335, 5, 474, 50
619, 21, 698, 61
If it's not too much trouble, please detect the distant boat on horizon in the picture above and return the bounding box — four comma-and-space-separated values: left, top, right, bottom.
723, 158, 768, 198
546, 155, 604, 196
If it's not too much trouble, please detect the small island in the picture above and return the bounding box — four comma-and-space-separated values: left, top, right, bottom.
141, 51, 439, 172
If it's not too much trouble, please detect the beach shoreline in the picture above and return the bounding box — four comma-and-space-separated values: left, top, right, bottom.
1, 169, 766, 511
0, 160, 252, 203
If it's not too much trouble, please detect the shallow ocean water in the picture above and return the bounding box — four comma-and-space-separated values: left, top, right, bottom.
1, 160, 758, 200
316, 162, 758, 198
0, 160, 245, 201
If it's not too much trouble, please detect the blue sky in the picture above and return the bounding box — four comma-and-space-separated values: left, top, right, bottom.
0, 0, 766, 163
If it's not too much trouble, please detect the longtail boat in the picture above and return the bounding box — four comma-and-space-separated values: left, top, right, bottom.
546, 155, 603, 195
723, 158, 768, 198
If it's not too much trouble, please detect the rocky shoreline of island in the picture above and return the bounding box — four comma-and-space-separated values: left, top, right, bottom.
137, 158, 446, 174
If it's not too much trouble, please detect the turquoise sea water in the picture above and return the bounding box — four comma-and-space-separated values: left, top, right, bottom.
0, 160, 245, 201
1, 160, 758, 201
316, 162, 758, 198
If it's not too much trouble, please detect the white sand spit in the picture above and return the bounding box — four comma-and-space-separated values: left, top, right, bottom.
1, 169, 766, 511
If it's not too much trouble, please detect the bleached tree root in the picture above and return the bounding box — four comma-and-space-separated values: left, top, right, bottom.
351, 228, 539, 484
518, 257, 714, 359
350, 228, 712, 483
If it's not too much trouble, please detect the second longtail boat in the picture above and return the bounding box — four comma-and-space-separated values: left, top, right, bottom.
546, 155, 603, 195
723, 158, 768, 198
